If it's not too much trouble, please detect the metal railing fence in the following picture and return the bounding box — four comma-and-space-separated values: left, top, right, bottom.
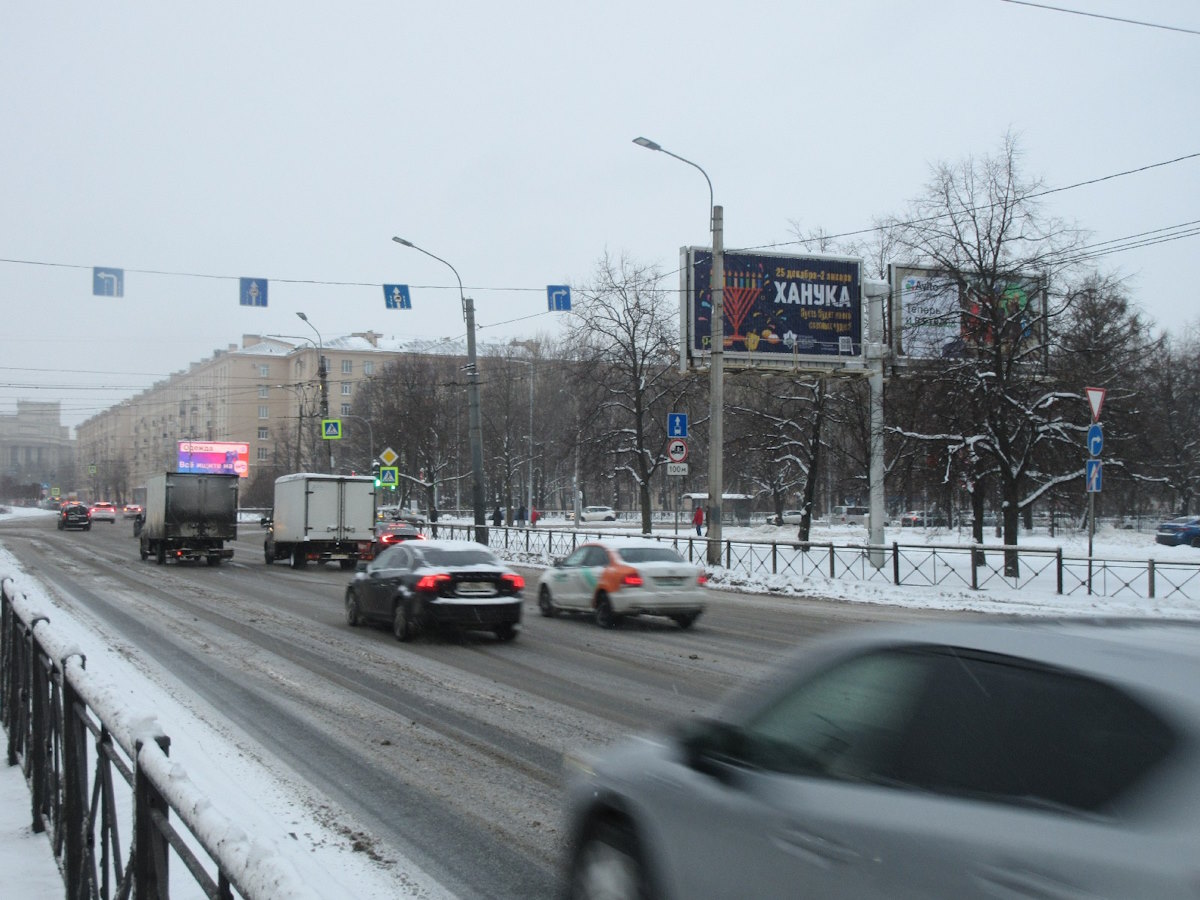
1, 576, 319, 900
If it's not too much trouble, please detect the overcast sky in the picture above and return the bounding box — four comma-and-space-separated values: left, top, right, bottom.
3, 1, 1198, 432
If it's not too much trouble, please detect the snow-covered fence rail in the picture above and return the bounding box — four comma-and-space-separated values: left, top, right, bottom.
0, 576, 319, 900
437, 523, 1200, 603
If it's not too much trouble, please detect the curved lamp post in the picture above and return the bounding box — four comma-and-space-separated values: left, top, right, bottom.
392, 236, 487, 544
633, 136, 724, 565
295, 312, 331, 474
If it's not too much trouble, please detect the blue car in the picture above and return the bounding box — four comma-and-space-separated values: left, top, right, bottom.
1155, 515, 1200, 547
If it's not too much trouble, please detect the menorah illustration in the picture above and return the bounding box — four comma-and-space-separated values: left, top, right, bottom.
722, 269, 763, 349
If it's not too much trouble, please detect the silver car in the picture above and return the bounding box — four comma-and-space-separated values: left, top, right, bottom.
564, 619, 1200, 898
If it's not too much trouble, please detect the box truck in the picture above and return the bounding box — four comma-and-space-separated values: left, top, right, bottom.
263, 473, 376, 569
139, 472, 239, 566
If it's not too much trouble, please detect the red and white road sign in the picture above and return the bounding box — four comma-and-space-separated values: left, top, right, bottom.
1085, 386, 1106, 422
667, 438, 689, 463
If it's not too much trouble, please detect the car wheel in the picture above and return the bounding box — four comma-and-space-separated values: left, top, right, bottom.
345, 590, 362, 627
84, 524, 91, 531
569, 817, 652, 900
1192, 536, 1200, 549
538, 585, 557, 617
493, 622, 517, 642
290, 546, 306, 569
672, 612, 700, 630
595, 594, 620, 629
392, 600, 411, 642
264, 542, 274, 565
604, 515, 615, 521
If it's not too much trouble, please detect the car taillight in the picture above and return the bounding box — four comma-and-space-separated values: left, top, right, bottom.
415, 573, 452, 592
501, 573, 525, 590
621, 572, 643, 587
697, 572, 707, 585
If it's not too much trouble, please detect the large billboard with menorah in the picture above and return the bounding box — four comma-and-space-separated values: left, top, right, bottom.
680, 247, 863, 372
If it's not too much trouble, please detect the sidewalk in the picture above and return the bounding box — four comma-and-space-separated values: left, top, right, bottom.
1, 761, 64, 895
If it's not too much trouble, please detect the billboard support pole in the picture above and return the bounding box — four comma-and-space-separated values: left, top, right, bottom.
864, 281, 890, 568
708, 205, 724, 566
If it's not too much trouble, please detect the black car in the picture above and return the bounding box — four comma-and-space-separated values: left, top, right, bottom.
58, 503, 91, 531
344, 539, 524, 642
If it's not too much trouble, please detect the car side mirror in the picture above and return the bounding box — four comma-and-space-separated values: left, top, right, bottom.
678, 718, 745, 783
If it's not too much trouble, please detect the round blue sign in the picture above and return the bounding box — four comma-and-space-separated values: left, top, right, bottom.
1087, 423, 1103, 457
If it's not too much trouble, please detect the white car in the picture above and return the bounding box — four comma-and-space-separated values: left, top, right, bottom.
536, 538, 706, 629
89, 501, 118, 523
577, 505, 617, 522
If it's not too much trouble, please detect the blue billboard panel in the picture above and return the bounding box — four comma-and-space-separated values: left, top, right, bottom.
685, 248, 861, 362
383, 284, 412, 309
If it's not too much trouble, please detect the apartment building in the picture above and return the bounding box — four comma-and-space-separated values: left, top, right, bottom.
74, 331, 410, 501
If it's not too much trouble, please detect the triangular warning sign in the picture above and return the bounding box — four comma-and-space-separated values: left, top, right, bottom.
1084, 386, 1106, 422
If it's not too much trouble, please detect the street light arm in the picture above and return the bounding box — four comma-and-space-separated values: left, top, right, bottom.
632, 137, 714, 228
392, 236, 467, 316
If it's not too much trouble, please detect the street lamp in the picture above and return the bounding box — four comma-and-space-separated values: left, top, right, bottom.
295, 312, 331, 474
634, 136, 725, 565
392, 236, 488, 544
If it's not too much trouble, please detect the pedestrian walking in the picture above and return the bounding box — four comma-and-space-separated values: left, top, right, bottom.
492, 506, 502, 527
517, 504, 527, 526
530, 506, 539, 527
692, 505, 704, 536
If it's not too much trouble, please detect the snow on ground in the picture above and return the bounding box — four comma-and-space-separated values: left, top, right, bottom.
2, 504, 1198, 897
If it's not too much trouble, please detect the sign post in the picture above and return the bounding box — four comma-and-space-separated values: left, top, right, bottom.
1084, 387, 1107, 594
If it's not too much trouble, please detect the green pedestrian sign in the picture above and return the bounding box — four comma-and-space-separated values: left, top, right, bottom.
379, 466, 398, 488
322, 419, 342, 439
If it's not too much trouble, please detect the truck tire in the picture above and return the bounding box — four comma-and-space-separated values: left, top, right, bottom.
155, 543, 166, 565
207, 556, 222, 567
139, 539, 149, 561
339, 559, 355, 570
264, 541, 274, 565
290, 545, 306, 569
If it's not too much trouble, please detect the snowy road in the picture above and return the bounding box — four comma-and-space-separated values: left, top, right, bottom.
2, 514, 964, 898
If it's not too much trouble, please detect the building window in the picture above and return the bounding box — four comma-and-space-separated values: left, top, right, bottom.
258, 385, 269, 398
257, 447, 269, 461
341, 359, 353, 375
258, 405, 269, 419
259, 364, 270, 377
363, 361, 374, 376
258, 427, 269, 440
341, 403, 351, 415
341, 382, 352, 396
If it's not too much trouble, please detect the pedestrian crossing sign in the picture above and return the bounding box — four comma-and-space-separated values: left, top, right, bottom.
379, 466, 398, 487
322, 419, 342, 439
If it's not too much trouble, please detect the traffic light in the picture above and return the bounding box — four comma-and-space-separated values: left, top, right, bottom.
372, 463, 381, 488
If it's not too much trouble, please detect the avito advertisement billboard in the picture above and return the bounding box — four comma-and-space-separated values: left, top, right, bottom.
177, 441, 250, 478
681, 247, 862, 370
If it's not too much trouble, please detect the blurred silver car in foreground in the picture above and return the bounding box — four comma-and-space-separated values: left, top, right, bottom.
564, 619, 1200, 899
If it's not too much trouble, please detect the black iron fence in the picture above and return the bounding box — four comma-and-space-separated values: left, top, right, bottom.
1, 576, 319, 900
436, 523, 1200, 603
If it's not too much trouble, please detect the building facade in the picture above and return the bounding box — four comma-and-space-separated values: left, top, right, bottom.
0, 401, 74, 498
73, 332, 409, 503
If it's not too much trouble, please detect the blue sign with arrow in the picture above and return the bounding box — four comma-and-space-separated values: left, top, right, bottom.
383, 284, 412, 309
1087, 423, 1103, 457
93, 267, 124, 297
668, 413, 688, 438
239, 278, 268, 307
547, 285, 571, 311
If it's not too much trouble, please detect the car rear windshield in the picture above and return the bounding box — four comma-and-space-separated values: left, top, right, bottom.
418, 548, 498, 567
617, 547, 684, 564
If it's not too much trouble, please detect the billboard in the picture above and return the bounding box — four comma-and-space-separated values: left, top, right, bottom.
890, 265, 1046, 360
177, 441, 250, 478
682, 248, 862, 370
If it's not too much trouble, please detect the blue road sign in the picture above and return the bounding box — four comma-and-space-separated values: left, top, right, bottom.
93, 267, 124, 297
322, 419, 342, 439
668, 413, 688, 438
383, 284, 412, 309
239, 278, 268, 307
547, 285, 571, 311
1087, 423, 1103, 457
1086, 459, 1103, 493
379, 466, 398, 486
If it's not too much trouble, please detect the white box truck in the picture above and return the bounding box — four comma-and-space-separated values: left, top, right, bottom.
263, 473, 376, 569
139, 472, 239, 566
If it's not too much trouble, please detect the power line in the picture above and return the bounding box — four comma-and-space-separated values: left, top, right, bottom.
1001, 0, 1200, 36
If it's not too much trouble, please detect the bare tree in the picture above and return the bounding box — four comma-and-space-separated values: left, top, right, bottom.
566, 252, 686, 532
